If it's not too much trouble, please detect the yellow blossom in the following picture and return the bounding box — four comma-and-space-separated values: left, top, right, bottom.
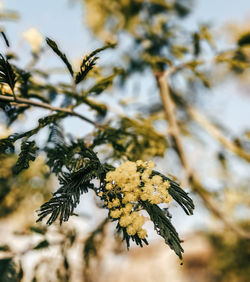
106, 183, 113, 190
163, 180, 170, 189
122, 192, 138, 204
151, 175, 163, 185
110, 209, 122, 218
126, 225, 137, 236
105, 171, 114, 182
132, 215, 145, 231
140, 193, 150, 201
119, 214, 133, 227
147, 161, 155, 169
157, 186, 167, 196
23, 27, 43, 54
141, 171, 150, 181
112, 198, 120, 207
149, 194, 162, 205
104, 160, 172, 238
137, 229, 147, 239
164, 195, 172, 204
123, 203, 133, 213
143, 184, 154, 194
136, 160, 144, 166
123, 183, 134, 192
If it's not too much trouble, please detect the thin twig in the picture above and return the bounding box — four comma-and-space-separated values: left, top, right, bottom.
11, 90, 17, 100
187, 106, 250, 162
0, 94, 101, 128
155, 71, 250, 239
168, 48, 240, 75
156, 70, 192, 180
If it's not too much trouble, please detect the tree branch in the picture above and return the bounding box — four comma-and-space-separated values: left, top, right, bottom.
0, 94, 101, 128
155, 71, 250, 239
156, 70, 192, 180
187, 106, 250, 162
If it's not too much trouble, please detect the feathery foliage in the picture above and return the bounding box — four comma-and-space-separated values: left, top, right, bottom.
46, 37, 74, 77
37, 146, 105, 224
92, 117, 167, 161
75, 43, 116, 85
12, 140, 38, 174
143, 201, 184, 259
0, 54, 16, 93
152, 171, 194, 216
0, 101, 29, 125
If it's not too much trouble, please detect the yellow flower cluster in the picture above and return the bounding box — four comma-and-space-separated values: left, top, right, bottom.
102, 160, 172, 239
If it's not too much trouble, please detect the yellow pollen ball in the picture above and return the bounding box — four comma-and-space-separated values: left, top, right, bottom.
137, 229, 147, 239
112, 198, 120, 207
126, 225, 137, 236
151, 175, 163, 186
123, 203, 133, 213
119, 215, 133, 227
106, 183, 113, 190
110, 209, 122, 218
105, 160, 172, 226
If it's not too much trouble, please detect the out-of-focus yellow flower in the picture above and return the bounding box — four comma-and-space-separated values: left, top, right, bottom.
23, 27, 43, 54
0, 124, 10, 138
0, 2, 4, 11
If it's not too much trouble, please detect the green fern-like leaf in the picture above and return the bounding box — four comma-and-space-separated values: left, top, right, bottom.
1, 31, 10, 47
116, 223, 149, 249
12, 140, 38, 174
152, 171, 194, 215
143, 201, 184, 259
37, 147, 104, 224
0, 54, 16, 92
86, 72, 118, 96
75, 43, 116, 85
238, 32, 250, 47
75, 56, 98, 85
46, 37, 74, 77
0, 135, 17, 154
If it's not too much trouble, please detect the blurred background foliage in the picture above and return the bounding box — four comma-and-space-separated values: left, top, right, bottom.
0, 0, 250, 281
0, 154, 51, 219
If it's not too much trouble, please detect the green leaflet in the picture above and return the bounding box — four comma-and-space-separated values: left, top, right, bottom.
46, 37, 74, 77
143, 201, 184, 259
75, 43, 116, 85
152, 171, 194, 216
12, 140, 38, 174
37, 146, 105, 225
0, 54, 16, 92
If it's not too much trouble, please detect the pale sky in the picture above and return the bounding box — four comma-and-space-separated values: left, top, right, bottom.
2, 0, 250, 57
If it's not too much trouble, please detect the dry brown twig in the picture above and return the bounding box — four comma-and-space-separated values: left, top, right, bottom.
187, 106, 250, 162
0, 94, 101, 128
155, 70, 250, 239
